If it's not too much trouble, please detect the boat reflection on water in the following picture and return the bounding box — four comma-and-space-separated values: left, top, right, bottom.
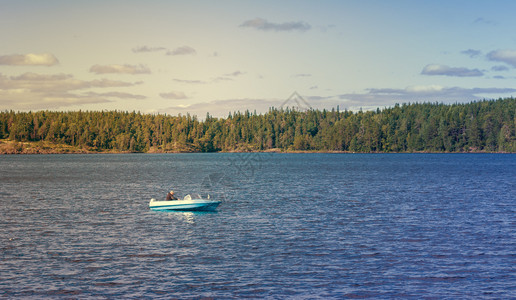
169, 211, 196, 224
159, 210, 218, 226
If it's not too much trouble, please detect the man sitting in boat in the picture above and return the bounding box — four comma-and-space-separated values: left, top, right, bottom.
166, 190, 178, 201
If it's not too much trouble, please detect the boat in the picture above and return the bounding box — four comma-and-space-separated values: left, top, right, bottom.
149, 194, 221, 211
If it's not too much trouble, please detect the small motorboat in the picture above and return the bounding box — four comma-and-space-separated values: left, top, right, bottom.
149, 194, 221, 211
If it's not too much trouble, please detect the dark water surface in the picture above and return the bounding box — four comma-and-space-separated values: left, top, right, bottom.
0, 153, 514, 299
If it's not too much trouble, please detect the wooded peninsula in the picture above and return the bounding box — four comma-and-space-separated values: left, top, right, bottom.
1, 98, 515, 154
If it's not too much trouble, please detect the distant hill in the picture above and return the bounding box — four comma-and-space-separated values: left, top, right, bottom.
1, 98, 515, 154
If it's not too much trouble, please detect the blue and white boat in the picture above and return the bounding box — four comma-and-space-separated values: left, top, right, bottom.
149, 194, 221, 211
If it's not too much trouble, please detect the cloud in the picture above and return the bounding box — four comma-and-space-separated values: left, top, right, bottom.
473, 17, 496, 25
0, 53, 59, 66
89, 64, 151, 74
492, 65, 510, 72
11, 72, 72, 82
212, 77, 234, 83
224, 71, 245, 77
166, 95, 347, 118
166, 98, 280, 118
85, 91, 146, 99
163, 85, 516, 118
461, 49, 481, 58
160, 91, 188, 99
167, 46, 196, 56
0, 91, 112, 110
132, 46, 167, 53
174, 71, 245, 84
212, 71, 246, 82
0, 72, 140, 110
133, 45, 197, 56
240, 18, 311, 32
421, 64, 483, 77
6, 73, 138, 93
338, 85, 516, 106
173, 78, 208, 84
1, 73, 136, 92
487, 49, 516, 68
292, 73, 312, 77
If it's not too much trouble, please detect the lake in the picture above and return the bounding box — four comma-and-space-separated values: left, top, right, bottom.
0, 153, 514, 299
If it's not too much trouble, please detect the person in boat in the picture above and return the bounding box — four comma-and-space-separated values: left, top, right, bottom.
166, 190, 178, 201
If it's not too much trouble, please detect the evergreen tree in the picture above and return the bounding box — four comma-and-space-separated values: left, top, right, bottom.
0, 98, 515, 153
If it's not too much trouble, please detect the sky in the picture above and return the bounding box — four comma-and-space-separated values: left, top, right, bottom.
1, 0, 516, 117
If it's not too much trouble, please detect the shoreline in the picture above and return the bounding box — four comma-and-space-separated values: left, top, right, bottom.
0, 140, 513, 155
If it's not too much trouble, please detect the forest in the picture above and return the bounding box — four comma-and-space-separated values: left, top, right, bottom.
0, 97, 515, 153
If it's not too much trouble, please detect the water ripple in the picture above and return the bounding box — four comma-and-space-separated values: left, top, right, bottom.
0, 153, 514, 298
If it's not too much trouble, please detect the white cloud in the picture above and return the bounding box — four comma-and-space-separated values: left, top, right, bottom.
1, 73, 136, 92
12, 72, 72, 82
160, 91, 188, 99
405, 85, 444, 93
240, 18, 311, 32
89, 64, 151, 74
166, 95, 347, 118
0, 53, 59, 66
86, 91, 146, 99
133, 45, 197, 56
487, 49, 516, 68
0, 89, 112, 110
421, 64, 483, 77
0, 72, 141, 110
132, 46, 167, 53
173, 78, 207, 84
166, 98, 279, 118
162, 84, 516, 118
167, 46, 196, 56
338, 85, 516, 106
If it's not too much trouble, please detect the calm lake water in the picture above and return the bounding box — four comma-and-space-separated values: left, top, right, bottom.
0, 153, 514, 299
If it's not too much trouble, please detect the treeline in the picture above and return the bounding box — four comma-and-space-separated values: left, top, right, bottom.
0, 98, 515, 153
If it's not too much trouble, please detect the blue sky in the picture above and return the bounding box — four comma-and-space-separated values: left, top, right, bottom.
1, 0, 516, 117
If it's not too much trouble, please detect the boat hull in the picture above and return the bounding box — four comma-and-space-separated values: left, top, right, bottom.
149, 199, 221, 211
